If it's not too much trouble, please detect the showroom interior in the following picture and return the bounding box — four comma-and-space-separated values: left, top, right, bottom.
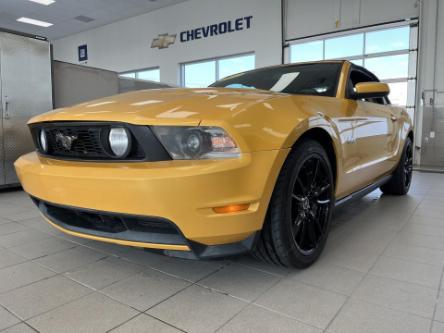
0, 0, 444, 332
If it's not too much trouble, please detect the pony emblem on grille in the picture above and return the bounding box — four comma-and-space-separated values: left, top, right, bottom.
55, 132, 78, 150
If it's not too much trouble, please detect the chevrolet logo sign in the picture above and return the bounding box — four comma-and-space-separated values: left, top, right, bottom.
151, 33, 177, 49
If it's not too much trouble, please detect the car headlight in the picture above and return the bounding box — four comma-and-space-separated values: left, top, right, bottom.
151, 126, 240, 160
108, 127, 130, 158
39, 129, 48, 153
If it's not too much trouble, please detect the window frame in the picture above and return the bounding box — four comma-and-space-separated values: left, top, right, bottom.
119, 66, 160, 82
181, 52, 255, 88
286, 20, 418, 115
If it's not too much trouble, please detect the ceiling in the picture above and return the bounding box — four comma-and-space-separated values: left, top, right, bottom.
0, 0, 189, 40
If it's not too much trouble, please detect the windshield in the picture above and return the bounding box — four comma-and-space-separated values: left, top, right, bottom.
210, 63, 342, 97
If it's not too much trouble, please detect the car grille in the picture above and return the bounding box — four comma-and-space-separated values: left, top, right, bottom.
46, 126, 109, 158
32, 197, 187, 246
29, 122, 171, 162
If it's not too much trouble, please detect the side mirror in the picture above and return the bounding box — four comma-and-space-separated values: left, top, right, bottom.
351, 82, 390, 100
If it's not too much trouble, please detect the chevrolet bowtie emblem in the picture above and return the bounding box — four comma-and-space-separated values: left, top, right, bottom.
151, 33, 177, 49
55, 132, 78, 151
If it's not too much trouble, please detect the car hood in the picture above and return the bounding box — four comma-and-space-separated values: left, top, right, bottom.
29, 88, 284, 126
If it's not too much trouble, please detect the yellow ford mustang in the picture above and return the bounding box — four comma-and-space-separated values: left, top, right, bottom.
15, 60, 413, 268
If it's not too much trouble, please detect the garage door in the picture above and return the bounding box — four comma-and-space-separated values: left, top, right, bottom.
285, 21, 418, 122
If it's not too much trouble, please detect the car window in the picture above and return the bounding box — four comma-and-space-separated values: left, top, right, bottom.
210, 63, 342, 97
347, 68, 389, 105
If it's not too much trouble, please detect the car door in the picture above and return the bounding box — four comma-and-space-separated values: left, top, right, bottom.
344, 69, 398, 190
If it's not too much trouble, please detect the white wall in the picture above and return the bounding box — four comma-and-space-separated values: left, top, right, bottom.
52, 0, 282, 85
285, 0, 419, 40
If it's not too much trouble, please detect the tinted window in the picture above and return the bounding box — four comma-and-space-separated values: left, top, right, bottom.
210, 63, 342, 97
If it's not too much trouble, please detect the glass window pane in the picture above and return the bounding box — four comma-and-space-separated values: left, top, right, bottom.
366, 26, 410, 54
351, 58, 363, 66
365, 54, 409, 80
290, 41, 323, 63
211, 63, 342, 97
325, 34, 363, 59
120, 72, 136, 79
218, 54, 255, 80
137, 69, 160, 82
388, 81, 408, 106
183, 60, 216, 87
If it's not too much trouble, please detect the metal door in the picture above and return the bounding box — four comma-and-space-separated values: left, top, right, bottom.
0, 32, 52, 185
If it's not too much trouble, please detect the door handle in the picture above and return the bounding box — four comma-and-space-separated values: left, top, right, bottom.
3, 97, 9, 120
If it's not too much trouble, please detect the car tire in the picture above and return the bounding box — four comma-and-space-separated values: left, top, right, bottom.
252, 139, 335, 268
380, 137, 413, 195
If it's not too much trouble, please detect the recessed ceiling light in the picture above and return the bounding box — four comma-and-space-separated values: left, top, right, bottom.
17, 17, 53, 27
28, 0, 55, 5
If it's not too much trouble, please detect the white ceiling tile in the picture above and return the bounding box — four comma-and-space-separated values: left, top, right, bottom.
0, 0, 190, 40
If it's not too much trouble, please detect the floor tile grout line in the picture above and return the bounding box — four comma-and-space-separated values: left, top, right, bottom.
364, 271, 440, 292
20, 287, 143, 327
0, 276, 97, 323
0, 251, 148, 323
143, 314, 189, 333
383, 240, 444, 256
0, 268, 67, 299
213, 272, 288, 333
351, 294, 437, 321
0, 303, 23, 331
105, 312, 189, 333
0, 322, 38, 333
127, 263, 235, 333
103, 313, 152, 333
382, 251, 444, 268
212, 267, 338, 332
323, 192, 425, 332
430, 265, 444, 333
82, 258, 233, 330
232, 257, 291, 278
7, 242, 79, 262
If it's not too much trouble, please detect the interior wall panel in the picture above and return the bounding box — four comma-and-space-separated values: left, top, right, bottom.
53, 0, 282, 86
285, 0, 420, 40
286, 0, 340, 40
359, 0, 419, 26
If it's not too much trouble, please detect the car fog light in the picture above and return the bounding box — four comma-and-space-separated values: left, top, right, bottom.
39, 129, 48, 153
109, 127, 130, 157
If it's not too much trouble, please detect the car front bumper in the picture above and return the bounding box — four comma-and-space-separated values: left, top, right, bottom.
14, 150, 288, 258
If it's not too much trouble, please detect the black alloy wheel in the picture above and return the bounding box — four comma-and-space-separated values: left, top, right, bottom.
380, 137, 413, 195
404, 142, 413, 188
252, 139, 335, 268
290, 156, 332, 255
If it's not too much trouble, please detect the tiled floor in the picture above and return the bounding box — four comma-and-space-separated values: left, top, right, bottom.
0, 171, 443, 332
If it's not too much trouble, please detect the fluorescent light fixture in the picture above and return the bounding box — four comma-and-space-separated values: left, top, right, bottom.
17, 17, 53, 27
28, 0, 55, 5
